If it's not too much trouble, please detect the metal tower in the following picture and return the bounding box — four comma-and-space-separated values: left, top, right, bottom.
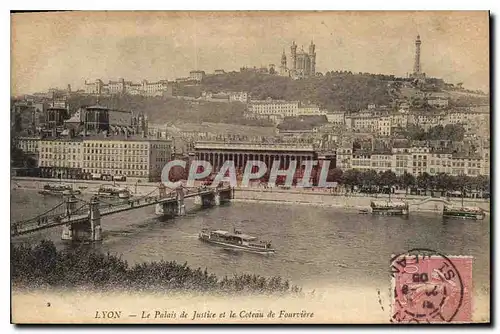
413, 35, 422, 75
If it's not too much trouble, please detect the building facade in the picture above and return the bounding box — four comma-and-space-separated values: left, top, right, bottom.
15, 136, 41, 155
38, 139, 84, 178
84, 78, 175, 97
194, 141, 319, 176
37, 137, 172, 181
81, 137, 171, 181
189, 71, 206, 82
326, 111, 345, 125
246, 99, 325, 124
336, 144, 488, 178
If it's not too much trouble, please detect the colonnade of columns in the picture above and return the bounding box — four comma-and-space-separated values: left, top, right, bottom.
195, 151, 315, 172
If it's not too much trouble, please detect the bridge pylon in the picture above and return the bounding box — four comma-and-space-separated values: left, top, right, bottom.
90, 197, 102, 241
61, 195, 78, 240
154, 187, 185, 217
61, 196, 102, 242
158, 183, 167, 198
176, 187, 186, 216
197, 186, 232, 207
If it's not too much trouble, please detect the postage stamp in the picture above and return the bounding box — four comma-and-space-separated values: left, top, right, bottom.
390, 249, 473, 323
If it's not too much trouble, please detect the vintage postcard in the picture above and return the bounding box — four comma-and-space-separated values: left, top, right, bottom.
10, 11, 490, 324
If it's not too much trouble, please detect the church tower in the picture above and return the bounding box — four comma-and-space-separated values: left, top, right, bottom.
291, 41, 297, 74
280, 49, 287, 76
309, 40, 316, 77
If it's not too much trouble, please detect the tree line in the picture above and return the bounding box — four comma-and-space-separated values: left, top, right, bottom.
11, 240, 301, 295
327, 169, 490, 195
399, 124, 466, 142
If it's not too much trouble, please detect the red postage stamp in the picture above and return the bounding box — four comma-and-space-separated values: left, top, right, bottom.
390, 249, 473, 323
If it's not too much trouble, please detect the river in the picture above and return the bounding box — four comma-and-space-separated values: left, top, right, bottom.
11, 188, 490, 320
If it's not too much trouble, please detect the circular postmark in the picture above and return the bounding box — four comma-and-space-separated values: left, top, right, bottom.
390, 248, 465, 323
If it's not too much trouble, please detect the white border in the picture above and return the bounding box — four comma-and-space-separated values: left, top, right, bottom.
3, 2, 497, 333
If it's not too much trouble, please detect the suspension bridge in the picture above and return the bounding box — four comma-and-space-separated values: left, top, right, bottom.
11, 184, 233, 241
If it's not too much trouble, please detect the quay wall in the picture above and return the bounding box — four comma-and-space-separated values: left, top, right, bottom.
11, 177, 160, 196
11, 177, 490, 214
233, 188, 491, 214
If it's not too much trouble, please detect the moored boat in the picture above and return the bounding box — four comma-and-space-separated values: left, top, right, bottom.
443, 205, 485, 220
97, 185, 131, 199
39, 184, 81, 196
199, 228, 275, 255
370, 200, 409, 216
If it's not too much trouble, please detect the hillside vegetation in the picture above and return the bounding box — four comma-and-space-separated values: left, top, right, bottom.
12, 240, 301, 294
55, 72, 489, 127
67, 95, 273, 127
202, 72, 393, 111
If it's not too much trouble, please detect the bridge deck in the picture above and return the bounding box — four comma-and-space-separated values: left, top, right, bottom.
11, 188, 230, 237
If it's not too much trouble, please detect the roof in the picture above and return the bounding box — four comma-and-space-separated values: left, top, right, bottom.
168, 122, 275, 137
65, 114, 81, 123
85, 105, 110, 110
392, 140, 411, 148
109, 110, 132, 126
211, 230, 257, 241
81, 135, 172, 142
371, 201, 407, 207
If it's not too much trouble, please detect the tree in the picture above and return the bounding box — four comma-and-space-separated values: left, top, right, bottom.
362, 170, 379, 192
443, 124, 465, 141
416, 172, 433, 192
399, 172, 415, 194
327, 168, 343, 183
434, 173, 452, 192
378, 170, 398, 189
341, 169, 361, 192
475, 175, 490, 193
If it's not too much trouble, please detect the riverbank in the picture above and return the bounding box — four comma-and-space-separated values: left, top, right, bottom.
234, 188, 491, 214
11, 177, 161, 196
11, 177, 490, 214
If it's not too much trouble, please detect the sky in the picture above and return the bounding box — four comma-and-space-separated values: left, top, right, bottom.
11, 11, 490, 95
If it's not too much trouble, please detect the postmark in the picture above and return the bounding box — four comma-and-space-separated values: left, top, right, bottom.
390, 249, 472, 323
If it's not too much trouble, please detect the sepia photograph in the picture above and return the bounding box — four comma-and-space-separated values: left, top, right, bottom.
9, 10, 490, 324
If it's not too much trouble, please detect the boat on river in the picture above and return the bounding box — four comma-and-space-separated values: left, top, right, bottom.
443, 205, 485, 220
97, 185, 131, 199
39, 184, 81, 196
198, 228, 275, 255
369, 200, 409, 216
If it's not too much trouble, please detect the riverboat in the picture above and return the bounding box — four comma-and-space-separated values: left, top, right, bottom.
198, 228, 275, 255
370, 200, 409, 216
443, 205, 485, 220
39, 184, 81, 196
97, 185, 131, 199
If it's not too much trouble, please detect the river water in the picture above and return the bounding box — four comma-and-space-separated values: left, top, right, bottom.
11, 188, 490, 319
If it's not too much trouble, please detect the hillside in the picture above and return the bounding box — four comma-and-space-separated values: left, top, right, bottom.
66, 95, 274, 127
201, 72, 394, 111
